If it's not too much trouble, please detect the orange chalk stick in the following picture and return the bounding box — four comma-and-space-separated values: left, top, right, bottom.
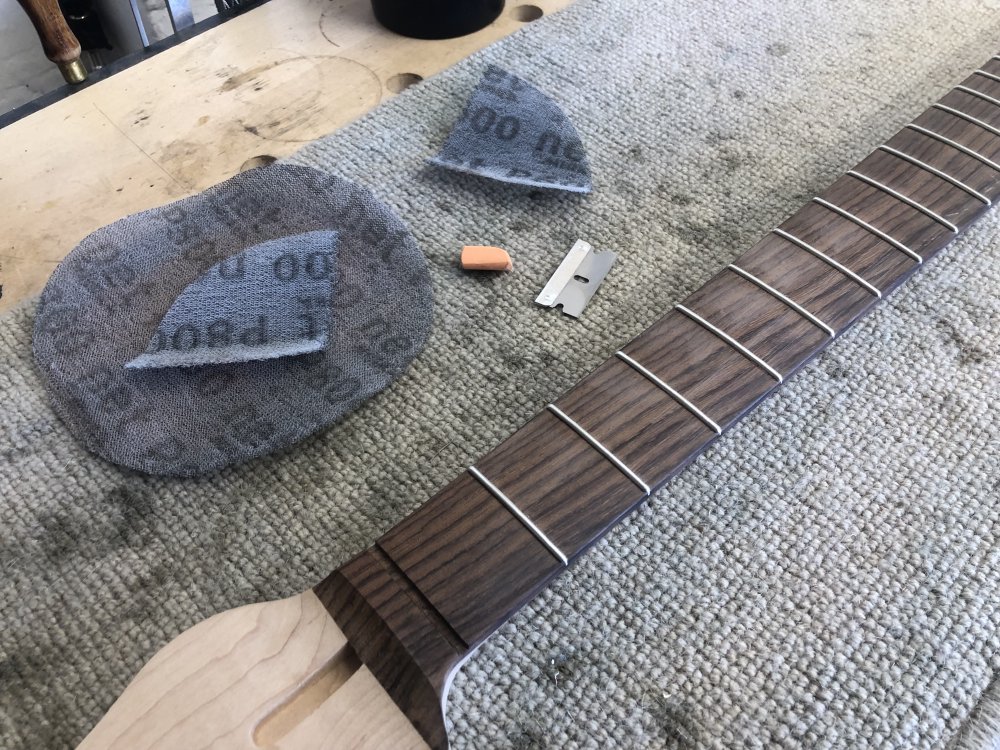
460, 245, 513, 271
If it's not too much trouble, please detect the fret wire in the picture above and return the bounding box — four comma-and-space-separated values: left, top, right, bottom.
674, 304, 784, 382
811, 197, 923, 263
955, 84, 1000, 110
772, 228, 882, 297
846, 169, 958, 232
545, 404, 651, 496
727, 264, 836, 338
876, 144, 990, 205
905, 124, 1000, 174
932, 103, 1000, 139
614, 351, 722, 434
467, 466, 568, 566
973, 69, 1000, 86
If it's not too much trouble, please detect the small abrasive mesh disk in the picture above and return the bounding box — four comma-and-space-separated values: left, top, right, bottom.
32, 164, 433, 476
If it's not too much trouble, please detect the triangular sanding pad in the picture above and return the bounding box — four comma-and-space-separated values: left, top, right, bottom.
125, 231, 338, 369
429, 64, 592, 193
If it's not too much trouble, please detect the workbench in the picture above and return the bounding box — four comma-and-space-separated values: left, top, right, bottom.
0, 0, 570, 312
4, 2, 1000, 748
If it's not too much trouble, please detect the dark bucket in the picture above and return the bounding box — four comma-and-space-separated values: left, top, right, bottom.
371, 0, 505, 39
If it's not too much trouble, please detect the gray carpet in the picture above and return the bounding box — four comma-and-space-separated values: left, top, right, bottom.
2, 0, 999, 748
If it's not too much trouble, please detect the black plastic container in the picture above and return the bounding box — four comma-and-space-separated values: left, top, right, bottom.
371, 0, 505, 39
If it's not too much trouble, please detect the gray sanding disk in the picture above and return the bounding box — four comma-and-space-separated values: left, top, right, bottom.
32, 164, 433, 476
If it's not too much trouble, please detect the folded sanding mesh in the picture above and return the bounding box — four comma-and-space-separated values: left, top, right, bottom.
32, 164, 433, 476
429, 64, 592, 192
126, 230, 339, 369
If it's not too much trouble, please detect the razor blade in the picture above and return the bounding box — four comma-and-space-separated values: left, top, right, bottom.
535, 239, 617, 318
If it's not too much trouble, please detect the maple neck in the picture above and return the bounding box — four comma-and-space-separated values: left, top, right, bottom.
316, 57, 1000, 748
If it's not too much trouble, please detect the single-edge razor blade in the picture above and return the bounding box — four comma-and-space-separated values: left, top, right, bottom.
535, 240, 617, 318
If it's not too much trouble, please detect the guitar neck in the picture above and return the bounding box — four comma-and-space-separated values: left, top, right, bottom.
315, 56, 1000, 748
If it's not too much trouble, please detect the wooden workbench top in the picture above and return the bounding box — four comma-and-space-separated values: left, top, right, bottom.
0, 0, 571, 312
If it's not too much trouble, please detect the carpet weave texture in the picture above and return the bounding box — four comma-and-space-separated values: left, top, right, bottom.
2, 0, 999, 748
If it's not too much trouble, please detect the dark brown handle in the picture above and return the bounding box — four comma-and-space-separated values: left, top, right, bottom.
16, 0, 87, 82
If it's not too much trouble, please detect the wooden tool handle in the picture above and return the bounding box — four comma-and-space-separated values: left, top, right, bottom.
16, 0, 87, 82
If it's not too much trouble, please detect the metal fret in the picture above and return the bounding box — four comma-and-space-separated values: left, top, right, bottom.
876, 144, 990, 205
615, 351, 722, 434
727, 264, 836, 337
545, 404, 651, 495
955, 84, 1000, 110
846, 169, 958, 232
973, 69, 1000, 86
812, 197, 923, 263
772, 228, 882, 298
932, 103, 1000, 139
905, 124, 1000, 174
674, 304, 784, 382
467, 466, 568, 565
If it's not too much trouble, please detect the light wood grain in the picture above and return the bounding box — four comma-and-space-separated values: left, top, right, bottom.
78, 590, 427, 749
0, 0, 572, 313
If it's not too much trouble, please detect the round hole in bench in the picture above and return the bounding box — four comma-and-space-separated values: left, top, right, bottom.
387, 73, 423, 94
511, 4, 543, 22
240, 155, 278, 172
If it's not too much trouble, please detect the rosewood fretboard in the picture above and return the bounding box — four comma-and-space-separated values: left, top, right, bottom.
316, 57, 1000, 748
